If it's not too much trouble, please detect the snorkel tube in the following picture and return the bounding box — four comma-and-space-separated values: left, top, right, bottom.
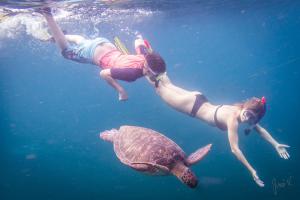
114, 36, 130, 55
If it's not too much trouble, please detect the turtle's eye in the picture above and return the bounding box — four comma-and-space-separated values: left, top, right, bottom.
174, 155, 181, 161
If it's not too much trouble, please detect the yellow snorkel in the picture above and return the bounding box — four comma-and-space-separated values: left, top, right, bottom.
114, 36, 130, 55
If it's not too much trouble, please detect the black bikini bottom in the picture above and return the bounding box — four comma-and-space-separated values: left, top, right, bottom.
190, 94, 208, 117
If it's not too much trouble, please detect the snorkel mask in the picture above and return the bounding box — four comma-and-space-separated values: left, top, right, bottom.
244, 96, 266, 124
243, 96, 267, 135
243, 109, 258, 125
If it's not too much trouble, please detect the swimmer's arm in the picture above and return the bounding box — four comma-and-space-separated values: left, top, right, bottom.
227, 118, 264, 186
254, 124, 290, 159
227, 118, 256, 175
254, 124, 278, 147
100, 69, 128, 101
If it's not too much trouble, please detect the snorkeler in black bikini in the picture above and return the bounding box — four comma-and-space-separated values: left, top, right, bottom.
145, 72, 290, 187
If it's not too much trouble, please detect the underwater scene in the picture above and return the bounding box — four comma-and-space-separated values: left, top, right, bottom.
0, 0, 299, 199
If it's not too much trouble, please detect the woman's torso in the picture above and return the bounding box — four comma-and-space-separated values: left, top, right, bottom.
197, 104, 240, 131
155, 76, 239, 131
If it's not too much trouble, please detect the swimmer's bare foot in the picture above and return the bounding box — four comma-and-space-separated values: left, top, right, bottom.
35, 7, 52, 16
119, 91, 128, 101
191, 91, 201, 95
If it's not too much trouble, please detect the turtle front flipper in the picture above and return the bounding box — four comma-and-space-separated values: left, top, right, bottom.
186, 144, 212, 166
131, 162, 170, 174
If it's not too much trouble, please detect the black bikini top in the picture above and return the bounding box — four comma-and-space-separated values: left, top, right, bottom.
214, 105, 227, 131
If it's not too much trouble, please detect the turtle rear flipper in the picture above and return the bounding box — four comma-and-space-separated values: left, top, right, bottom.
131, 162, 169, 173
100, 129, 118, 142
186, 144, 212, 166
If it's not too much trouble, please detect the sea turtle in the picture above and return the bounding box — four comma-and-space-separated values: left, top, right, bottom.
100, 125, 212, 188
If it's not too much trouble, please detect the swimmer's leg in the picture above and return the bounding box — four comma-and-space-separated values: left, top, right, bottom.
39, 8, 68, 50
166, 84, 197, 95
157, 83, 195, 113
161, 75, 200, 96
65, 35, 86, 45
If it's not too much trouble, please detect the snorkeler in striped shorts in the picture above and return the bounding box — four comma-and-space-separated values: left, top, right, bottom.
38, 7, 166, 101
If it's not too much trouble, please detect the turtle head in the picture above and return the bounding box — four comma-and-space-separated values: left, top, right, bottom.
180, 168, 198, 188
99, 129, 118, 142
171, 162, 198, 188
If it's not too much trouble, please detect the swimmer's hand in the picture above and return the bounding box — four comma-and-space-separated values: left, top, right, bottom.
119, 90, 128, 101
252, 172, 264, 187
275, 143, 290, 159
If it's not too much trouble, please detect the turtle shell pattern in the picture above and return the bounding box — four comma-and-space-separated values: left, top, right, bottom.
113, 126, 186, 175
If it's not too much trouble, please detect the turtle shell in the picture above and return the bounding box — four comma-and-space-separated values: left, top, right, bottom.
113, 125, 186, 175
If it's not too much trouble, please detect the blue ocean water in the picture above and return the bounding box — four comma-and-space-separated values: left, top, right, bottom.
0, 0, 299, 199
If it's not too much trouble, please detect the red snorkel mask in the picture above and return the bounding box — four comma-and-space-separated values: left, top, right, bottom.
261, 96, 267, 113
144, 39, 152, 50
261, 96, 266, 105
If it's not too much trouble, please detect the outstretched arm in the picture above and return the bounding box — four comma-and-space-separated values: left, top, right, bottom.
227, 117, 264, 187
100, 69, 128, 101
254, 124, 290, 159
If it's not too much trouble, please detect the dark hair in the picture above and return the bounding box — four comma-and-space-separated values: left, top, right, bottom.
242, 97, 266, 124
145, 52, 166, 74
